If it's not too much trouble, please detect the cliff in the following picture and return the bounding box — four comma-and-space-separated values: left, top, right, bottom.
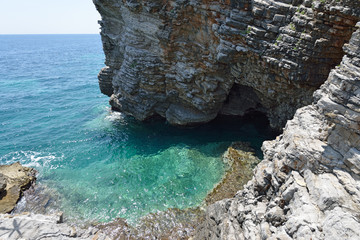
94, 0, 359, 129
194, 23, 360, 239
93, 0, 360, 239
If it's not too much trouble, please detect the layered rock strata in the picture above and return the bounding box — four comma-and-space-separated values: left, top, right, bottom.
193, 23, 360, 240
94, 0, 359, 128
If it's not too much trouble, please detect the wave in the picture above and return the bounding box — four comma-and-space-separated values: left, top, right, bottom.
85, 107, 127, 130
0, 150, 63, 170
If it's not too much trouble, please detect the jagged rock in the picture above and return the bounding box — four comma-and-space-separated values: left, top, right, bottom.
0, 162, 36, 214
0, 174, 7, 193
98, 66, 114, 97
193, 23, 360, 240
94, 0, 360, 129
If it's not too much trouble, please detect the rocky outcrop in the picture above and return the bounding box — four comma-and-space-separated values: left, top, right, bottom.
193, 22, 360, 240
0, 162, 36, 214
94, 0, 359, 129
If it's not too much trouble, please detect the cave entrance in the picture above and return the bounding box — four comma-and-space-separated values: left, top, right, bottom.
220, 84, 265, 117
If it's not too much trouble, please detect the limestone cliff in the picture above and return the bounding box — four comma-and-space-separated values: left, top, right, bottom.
194, 23, 360, 240
94, 0, 359, 129
91, 0, 360, 239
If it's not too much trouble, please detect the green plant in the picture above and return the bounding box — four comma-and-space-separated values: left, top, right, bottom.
130, 60, 137, 68
246, 26, 252, 34
290, 23, 296, 31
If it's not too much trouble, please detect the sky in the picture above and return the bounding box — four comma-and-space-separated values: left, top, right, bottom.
0, 0, 101, 34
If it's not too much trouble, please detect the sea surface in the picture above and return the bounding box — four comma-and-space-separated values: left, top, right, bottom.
0, 35, 276, 224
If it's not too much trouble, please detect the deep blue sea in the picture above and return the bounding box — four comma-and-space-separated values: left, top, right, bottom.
0, 35, 276, 224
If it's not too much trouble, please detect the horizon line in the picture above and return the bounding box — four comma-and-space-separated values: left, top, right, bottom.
0, 33, 100, 35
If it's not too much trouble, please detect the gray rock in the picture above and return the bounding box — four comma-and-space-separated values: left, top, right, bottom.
193, 24, 360, 240
0, 213, 109, 240
0, 173, 6, 194
93, 0, 360, 129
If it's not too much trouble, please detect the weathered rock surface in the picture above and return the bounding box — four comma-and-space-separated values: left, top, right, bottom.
193, 23, 360, 240
0, 163, 36, 214
0, 213, 109, 240
94, 0, 360, 129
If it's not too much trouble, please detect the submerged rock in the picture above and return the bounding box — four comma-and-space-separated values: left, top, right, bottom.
0, 162, 36, 214
206, 142, 260, 205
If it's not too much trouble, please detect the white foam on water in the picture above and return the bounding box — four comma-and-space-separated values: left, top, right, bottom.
105, 110, 125, 123
0, 150, 63, 170
85, 106, 127, 130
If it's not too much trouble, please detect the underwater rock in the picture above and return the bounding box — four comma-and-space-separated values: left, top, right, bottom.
206, 142, 260, 205
0, 162, 36, 214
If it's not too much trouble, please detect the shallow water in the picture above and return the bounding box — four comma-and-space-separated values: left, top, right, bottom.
0, 35, 276, 224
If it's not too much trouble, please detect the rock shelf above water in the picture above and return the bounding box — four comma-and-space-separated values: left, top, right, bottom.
0, 162, 36, 214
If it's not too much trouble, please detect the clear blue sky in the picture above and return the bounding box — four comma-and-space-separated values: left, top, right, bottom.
0, 0, 101, 34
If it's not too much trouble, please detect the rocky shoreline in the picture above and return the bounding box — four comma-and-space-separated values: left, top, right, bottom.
0, 143, 260, 239
1, 0, 359, 239
92, 0, 360, 238
193, 22, 360, 240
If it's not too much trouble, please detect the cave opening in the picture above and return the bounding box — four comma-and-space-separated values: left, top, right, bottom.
220, 83, 267, 119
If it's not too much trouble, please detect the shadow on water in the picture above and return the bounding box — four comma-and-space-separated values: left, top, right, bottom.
99, 111, 279, 159
23, 109, 280, 224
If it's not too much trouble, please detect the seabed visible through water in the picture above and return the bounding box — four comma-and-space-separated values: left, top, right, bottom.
0, 35, 277, 233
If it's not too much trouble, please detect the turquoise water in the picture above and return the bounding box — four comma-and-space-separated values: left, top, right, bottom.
0, 35, 276, 223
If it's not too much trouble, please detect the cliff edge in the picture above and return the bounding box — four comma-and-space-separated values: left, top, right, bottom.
94, 0, 359, 129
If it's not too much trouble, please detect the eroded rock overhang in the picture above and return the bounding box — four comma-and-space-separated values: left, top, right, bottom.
94, 0, 360, 129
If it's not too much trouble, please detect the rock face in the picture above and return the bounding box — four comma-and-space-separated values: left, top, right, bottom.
94, 0, 359, 129
0, 213, 109, 240
0, 162, 36, 214
193, 23, 360, 240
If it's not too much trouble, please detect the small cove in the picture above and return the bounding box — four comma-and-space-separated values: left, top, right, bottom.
0, 35, 277, 225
